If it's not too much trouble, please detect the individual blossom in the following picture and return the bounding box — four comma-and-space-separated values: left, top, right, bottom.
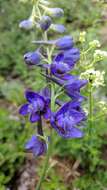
64, 78, 88, 101
50, 24, 66, 33
19, 91, 51, 123
51, 101, 85, 138
24, 50, 41, 65
64, 78, 88, 93
25, 135, 47, 156
44, 74, 87, 101
50, 53, 71, 78
39, 16, 52, 31
50, 48, 80, 78
19, 19, 34, 30
50, 61, 71, 78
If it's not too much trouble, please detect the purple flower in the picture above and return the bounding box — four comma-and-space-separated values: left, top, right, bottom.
25, 135, 47, 156
64, 79, 88, 100
42, 74, 87, 101
39, 16, 52, 31
19, 91, 51, 123
40, 87, 51, 104
50, 49, 79, 78
24, 50, 41, 65
55, 36, 74, 50
63, 48, 80, 65
51, 62, 70, 78
45, 7, 64, 18
50, 24, 66, 33
33, 36, 73, 50
19, 19, 34, 30
50, 52, 70, 77
51, 101, 85, 138
64, 78, 88, 91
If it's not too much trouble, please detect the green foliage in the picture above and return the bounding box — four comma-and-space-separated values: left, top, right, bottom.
0, 0, 34, 77
42, 169, 66, 190
54, 0, 102, 32
0, 77, 34, 188
0, 78, 25, 104
0, 106, 34, 189
74, 171, 107, 190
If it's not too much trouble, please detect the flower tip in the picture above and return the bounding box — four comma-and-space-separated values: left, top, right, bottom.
44, 7, 64, 18
50, 24, 66, 33
24, 51, 41, 65
19, 19, 34, 30
56, 35, 74, 50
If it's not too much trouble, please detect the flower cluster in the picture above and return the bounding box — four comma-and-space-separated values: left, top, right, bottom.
80, 69, 105, 88
19, 0, 87, 156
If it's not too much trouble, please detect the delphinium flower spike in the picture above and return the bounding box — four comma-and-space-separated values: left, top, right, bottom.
19, 0, 87, 189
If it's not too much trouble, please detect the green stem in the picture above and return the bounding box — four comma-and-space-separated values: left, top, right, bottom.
88, 83, 93, 135
36, 29, 55, 190
36, 130, 53, 190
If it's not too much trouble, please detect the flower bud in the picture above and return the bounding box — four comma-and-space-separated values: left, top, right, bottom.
19, 19, 34, 30
50, 24, 66, 33
24, 51, 41, 65
55, 36, 74, 50
42, 7, 64, 18
39, 16, 52, 31
64, 48, 80, 64
32, 36, 74, 50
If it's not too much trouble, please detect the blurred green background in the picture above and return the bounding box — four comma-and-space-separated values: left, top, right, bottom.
0, 0, 107, 189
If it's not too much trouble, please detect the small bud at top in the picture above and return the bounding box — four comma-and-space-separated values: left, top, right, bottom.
41, 7, 64, 18
39, 16, 52, 31
50, 24, 66, 33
